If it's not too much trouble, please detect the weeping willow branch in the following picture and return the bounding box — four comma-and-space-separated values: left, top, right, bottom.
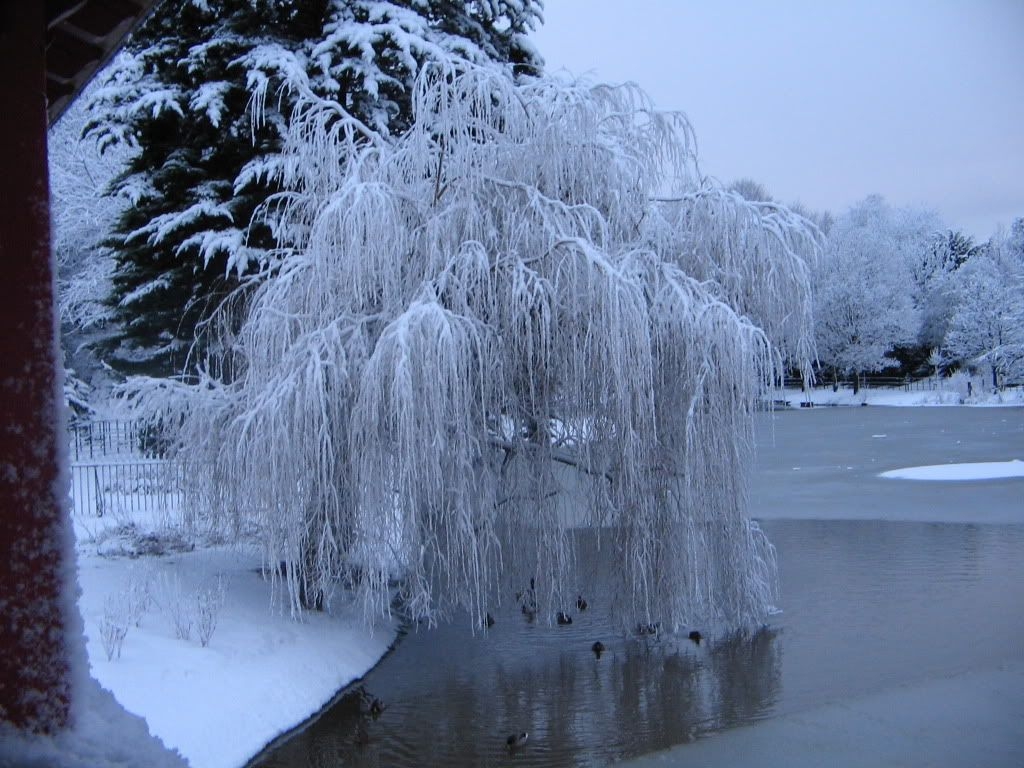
488, 435, 615, 484
125, 60, 818, 632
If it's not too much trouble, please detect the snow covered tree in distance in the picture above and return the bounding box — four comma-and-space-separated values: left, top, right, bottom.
130, 61, 819, 632
944, 237, 1024, 388
813, 195, 937, 386
49, 73, 136, 410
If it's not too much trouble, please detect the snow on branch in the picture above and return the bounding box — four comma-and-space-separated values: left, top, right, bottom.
126, 61, 813, 632
125, 200, 234, 248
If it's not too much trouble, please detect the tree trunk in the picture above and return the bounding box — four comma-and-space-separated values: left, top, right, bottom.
0, 1, 73, 733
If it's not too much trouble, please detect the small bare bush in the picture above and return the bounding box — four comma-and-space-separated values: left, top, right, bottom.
124, 563, 154, 627
98, 594, 129, 661
195, 575, 227, 648
154, 572, 227, 646
156, 572, 192, 641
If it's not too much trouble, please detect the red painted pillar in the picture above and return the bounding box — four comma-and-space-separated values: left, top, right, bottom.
0, 2, 74, 732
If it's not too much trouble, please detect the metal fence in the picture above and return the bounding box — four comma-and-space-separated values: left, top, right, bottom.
68, 420, 184, 519
783, 374, 955, 392
69, 419, 169, 461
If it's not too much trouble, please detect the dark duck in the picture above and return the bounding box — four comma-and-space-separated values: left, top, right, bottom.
507, 731, 529, 750
518, 578, 537, 617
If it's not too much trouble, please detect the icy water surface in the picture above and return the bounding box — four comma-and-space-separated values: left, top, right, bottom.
751, 405, 1024, 523
250, 407, 1024, 767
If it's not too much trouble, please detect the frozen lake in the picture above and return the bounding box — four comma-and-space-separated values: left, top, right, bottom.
751, 405, 1024, 524
251, 407, 1024, 767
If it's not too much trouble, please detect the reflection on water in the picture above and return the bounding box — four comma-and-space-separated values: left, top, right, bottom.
261, 627, 780, 768
255, 629, 782, 768
772, 520, 1024, 709
250, 520, 1024, 768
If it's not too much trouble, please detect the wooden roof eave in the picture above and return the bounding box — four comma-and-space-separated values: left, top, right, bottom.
46, 0, 159, 125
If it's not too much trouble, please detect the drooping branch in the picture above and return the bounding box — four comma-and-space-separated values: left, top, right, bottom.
125, 61, 813, 632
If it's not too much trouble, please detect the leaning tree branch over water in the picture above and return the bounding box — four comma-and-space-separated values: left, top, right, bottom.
127, 61, 819, 632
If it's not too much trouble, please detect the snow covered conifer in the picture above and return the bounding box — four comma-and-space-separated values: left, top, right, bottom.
128, 60, 819, 632
86, 0, 542, 376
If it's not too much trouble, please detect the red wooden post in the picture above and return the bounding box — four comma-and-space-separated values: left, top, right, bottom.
0, 1, 74, 732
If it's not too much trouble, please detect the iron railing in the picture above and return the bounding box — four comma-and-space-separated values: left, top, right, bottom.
68, 420, 183, 519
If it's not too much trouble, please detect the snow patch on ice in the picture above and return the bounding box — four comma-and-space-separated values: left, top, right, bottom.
880, 459, 1024, 481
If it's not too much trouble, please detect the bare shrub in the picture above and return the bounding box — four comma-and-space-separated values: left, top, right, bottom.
194, 575, 227, 648
98, 594, 129, 661
156, 572, 192, 641
124, 563, 153, 627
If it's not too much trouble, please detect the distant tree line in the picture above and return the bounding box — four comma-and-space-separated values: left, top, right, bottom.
811, 197, 1023, 391
730, 182, 1024, 391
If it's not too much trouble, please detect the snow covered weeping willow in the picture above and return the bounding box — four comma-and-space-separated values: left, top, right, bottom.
130, 61, 819, 631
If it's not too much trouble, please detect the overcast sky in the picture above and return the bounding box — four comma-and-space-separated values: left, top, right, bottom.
531, 0, 1024, 239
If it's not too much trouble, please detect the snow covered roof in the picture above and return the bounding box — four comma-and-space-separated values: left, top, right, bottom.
46, 0, 157, 124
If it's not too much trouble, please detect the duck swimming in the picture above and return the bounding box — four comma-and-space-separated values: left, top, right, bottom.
556, 611, 573, 625
354, 720, 369, 747
592, 640, 605, 658
507, 731, 529, 749
688, 630, 702, 645
518, 578, 538, 616
576, 595, 588, 611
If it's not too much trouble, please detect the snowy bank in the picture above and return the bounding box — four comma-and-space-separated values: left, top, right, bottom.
73, 534, 397, 768
0, 675, 189, 768
778, 382, 1024, 408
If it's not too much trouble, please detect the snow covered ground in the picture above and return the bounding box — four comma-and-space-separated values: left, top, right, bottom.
62, 502, 397, 768
75, 545, 396, 768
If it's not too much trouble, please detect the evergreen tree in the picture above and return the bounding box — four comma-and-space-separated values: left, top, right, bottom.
86, 0, 542, 376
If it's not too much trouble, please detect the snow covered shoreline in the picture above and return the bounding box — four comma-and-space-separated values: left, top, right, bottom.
777, 381, 1024, 408
74, 541, 398, 768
